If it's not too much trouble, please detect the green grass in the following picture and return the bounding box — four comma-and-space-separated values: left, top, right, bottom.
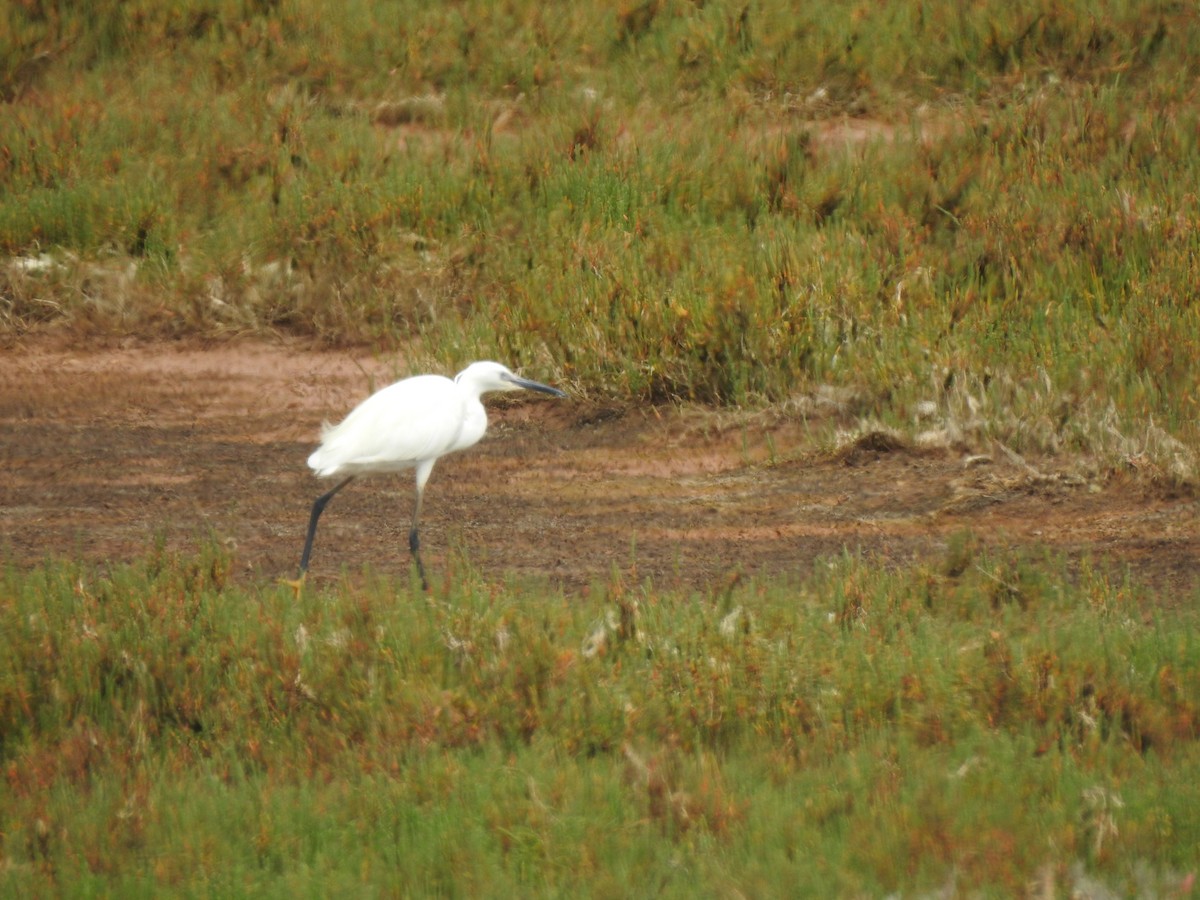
3, 6, 1199, 889
1, 542, 1198, 895
2, 0, 1199, 472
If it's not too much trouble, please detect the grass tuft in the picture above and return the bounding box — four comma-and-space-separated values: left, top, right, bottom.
2, 0, 1199, 473
1, 542, 1198, 894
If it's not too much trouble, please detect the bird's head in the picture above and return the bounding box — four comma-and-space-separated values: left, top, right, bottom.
455, 361, 567, 398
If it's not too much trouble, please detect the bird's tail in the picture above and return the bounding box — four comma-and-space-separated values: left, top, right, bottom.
307, 421, 335, 475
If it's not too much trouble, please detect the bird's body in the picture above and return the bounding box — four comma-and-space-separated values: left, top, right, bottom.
308, 374, 487, 479
291, 361, 566, 591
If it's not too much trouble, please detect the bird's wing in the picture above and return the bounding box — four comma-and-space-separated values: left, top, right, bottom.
309, 375, 467, 475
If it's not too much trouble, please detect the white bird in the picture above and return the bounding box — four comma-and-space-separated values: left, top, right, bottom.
291, 361, 566, 591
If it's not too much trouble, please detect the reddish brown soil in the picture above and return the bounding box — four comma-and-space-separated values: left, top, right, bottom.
2, 341, 1196, 600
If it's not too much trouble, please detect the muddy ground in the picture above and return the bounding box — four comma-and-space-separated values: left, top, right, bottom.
1, 341, 1196, 601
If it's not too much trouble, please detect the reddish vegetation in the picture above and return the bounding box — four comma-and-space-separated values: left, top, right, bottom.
1, 341, 1196, 597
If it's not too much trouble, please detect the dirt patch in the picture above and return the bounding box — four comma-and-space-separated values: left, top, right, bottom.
1, 340, 1196, 600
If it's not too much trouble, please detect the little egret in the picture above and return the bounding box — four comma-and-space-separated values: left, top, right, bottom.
289, 361, 566, 591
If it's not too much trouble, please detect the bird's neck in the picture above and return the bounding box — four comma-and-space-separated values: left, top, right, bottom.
451, 398, 488, 453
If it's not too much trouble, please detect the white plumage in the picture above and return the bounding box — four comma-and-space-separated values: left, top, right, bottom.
309, 374, 484, 478
291, 361, 566, 590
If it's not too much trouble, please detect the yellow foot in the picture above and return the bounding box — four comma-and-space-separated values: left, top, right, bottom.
277, 573, 307, 600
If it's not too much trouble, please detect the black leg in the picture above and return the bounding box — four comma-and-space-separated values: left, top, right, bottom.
409, 526, 429, 591
409, 473, 431, 592
298, 477, 353, 573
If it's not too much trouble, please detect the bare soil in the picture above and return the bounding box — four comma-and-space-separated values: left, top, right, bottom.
2, 341, 1196, 601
